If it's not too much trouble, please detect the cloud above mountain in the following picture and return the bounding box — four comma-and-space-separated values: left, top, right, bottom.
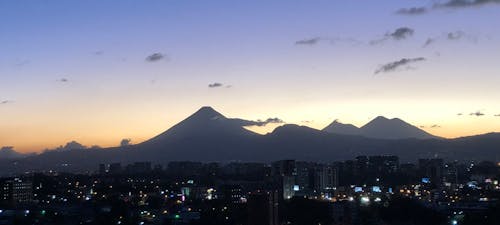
120, 138, 132, 147
232, 118, 285, 127
375, 57, 426, 74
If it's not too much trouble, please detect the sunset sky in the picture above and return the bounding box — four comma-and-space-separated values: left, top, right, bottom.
1, 0, 500, 153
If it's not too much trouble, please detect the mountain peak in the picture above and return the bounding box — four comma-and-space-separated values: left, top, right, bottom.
322, 120, 360, 135
190, 106, 226, 121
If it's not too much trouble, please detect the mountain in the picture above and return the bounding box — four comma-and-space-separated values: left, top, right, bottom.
2, 107, 500, 175
322, 116, 440, 140
145, 106, 257, 144
0, 146, 25, 159
323, 120, 360, 135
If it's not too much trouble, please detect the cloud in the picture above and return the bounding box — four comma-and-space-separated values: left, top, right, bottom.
495, 114, 500, 117
447, 31, 466, 40
422, 38, 435, 48
295, 37, 322, 45
120, 138, 132, 147
431, 124, 442, 128
375, 57, 426, 74
396, 7, 428, 15
1, 100, 13, 105
93, 51, 103, 55
457, 113, 463, 116
44, 141, 88, 152
389, 27, 415, 40
370, 27, 415, 45
208, 83, 224, 88
469, 111, 485, 116
437, 0, 500, 8
57, 78, 69, 82
295, 37, 362, 46
145, 53, 166, 62
232, 117, 285, 127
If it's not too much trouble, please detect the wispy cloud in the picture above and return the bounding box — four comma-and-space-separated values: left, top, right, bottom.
295, 37, 362, 46
57, 78, 69, 83
470, 111, 485, 116
208, 83, 224, 88
1, 100, 13, 105
146, 53, 166, 62
375, 57, 426, 74
436, 0, 500, 8
457, 113, 463, 116
295, 37, 322, 45
423, 30, 476, 48
494, 114, 500, 117
396, 7, 428, 15
370, 27, 415, 45
431, 124, 442, 128
232, 118, 285, 127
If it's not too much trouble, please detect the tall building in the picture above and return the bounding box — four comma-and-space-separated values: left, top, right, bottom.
247, 191, 279, 225
0, 177, 33, 205
418, 158, 444, 184
272, 160, 297, 199
368, 156, 400, 173
314, 164, 338, 192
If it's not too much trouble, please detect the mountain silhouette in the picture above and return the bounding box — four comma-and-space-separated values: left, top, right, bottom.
2, 106, 500, 175
0, 146, 25, 159
145, 106, 257, 144
323, 120, 360, 136
323, 116, 440, 139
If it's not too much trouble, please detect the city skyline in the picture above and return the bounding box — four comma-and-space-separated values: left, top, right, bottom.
1, 0, 500, 152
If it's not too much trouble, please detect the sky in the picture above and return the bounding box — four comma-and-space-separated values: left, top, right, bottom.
1, 0, 500, 153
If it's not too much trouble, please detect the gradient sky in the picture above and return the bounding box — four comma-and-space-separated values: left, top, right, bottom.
1, 0, 500, 152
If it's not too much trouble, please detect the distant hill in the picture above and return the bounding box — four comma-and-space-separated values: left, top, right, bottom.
0, 146, 25, 159
323, 116, 440, 139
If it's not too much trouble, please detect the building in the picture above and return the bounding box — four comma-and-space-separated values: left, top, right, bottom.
0, 177, 33, 205
247, 191, 279, 225
314, 164, 338, 192
418, 158, 444, 184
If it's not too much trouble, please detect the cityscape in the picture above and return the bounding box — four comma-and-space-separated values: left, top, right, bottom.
2, 0, 500, 225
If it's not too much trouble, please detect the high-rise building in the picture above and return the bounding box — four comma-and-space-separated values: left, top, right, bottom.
314, 164, 338, 192
247, 191, 279, 225
0, 177, 33, 205
418, 158, 444, 184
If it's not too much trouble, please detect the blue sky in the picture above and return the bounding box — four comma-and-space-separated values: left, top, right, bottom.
1, 0, 500, 152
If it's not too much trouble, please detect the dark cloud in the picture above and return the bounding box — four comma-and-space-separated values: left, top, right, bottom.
146, 53, 166, 62
431, 124, 442, 128
232, 118, 285, 127
208, 83, 224, 88
57, 78, 69, 82
470, 111, 485, 116
437, 0, 500, 8
301, 120, 313, 123
457, 113, 463, 116
120, 138, 132, 147
295, 37, 322, 45
1, 100, 13, 105
389, 27, 415, 40
375, 57, 426, 74
396, 7, 428, 15
370, 27, 415, 45
495, 114, 500, 117
422, 38, 435, 48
